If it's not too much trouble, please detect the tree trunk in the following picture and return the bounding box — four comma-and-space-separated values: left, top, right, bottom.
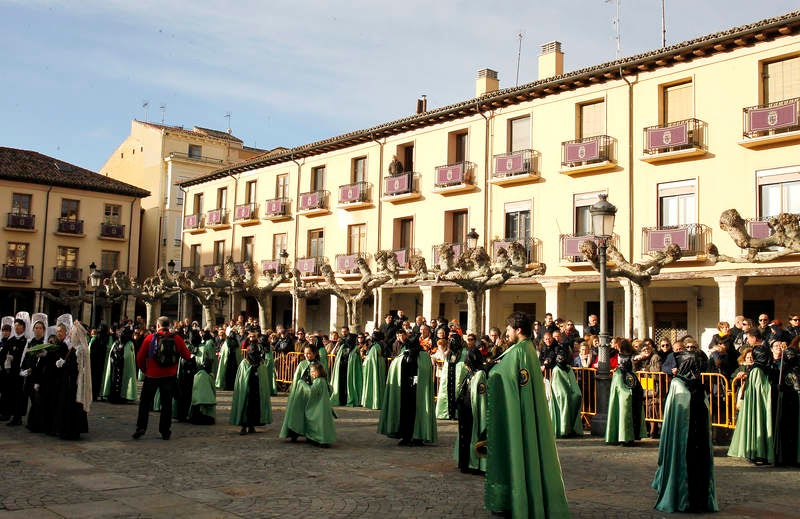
202, 304, 216, 329
347, 299, 361, 332
144, 301, 154, 329
257, 299, 269, 332
631, 282, 648, 340
466, 290, 481, 335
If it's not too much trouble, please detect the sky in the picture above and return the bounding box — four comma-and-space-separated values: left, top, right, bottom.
2, 0, 799, 171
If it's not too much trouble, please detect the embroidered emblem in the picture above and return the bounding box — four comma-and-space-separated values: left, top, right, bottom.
478, 382, 487, 395
519, 368, 530, 386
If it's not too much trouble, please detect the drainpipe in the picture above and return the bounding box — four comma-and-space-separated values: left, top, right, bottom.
37, 185, 54, 312
370, 132, 385, 324
476, 101, 492, 331
124, 196, 136, 318
620, 67, 637, 337
228, 172, 239, 320
291, 153, 302, 330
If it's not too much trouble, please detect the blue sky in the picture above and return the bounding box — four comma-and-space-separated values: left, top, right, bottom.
2, 1, 799, 171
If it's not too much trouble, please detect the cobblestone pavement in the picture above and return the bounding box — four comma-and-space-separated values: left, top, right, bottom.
0, 390, 797, 518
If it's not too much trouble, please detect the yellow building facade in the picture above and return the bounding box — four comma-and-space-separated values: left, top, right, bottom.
180, 12, 800, 342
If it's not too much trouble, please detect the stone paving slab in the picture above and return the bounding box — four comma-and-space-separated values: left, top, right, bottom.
0, 390, 798, 518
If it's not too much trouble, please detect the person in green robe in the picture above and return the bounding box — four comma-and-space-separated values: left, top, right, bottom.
303, 362, 336, 446
229, 341, 271, 435
100, 327, 138, 403
549, 345, 583, 438
280, 344, 320, 440
361, 331, 386, 409
435, 334, 468, 420
261, 331, 277, 396
329, 327, 363, 407
455, 348, 487, 474
89, 325, 113, 401
216, 329, 242, 390
653, 350, 718, 513
728, 329, 775, 464
775, 345, 800, 467
484, 311, 569, 518
190, 329, 217, 425
378, 333, 437, 446
605, 338, 646, 445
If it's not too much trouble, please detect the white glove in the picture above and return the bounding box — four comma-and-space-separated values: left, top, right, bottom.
33, 383, 40, 391
56, 359, 65, 368
4, 356, 13, 369
19, 369, 31, 377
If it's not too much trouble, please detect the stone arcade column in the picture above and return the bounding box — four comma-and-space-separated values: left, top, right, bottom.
329, 294, 347, 331
420, 285, 442, 322
714, 275, 746, 323
540, 280, 566, 319
293, 296, 307, 331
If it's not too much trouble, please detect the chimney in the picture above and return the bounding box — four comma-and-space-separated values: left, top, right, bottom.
475, 68, 499, 97
416, 95, 428, 114
538, 41, 564, 80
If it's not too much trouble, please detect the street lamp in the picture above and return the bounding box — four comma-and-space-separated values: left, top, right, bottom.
279, 249, 289, 274
168, 259, 180, 321
466, 228, 479, 250
589, 193, 617, 436
89, 262, 103, 328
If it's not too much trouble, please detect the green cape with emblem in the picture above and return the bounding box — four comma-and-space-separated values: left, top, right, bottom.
329, 346, 363, 407
361, 344, 386, 409
215, 339, 242, 389
728, 365, 774, 463
435, 348, 468, 419
377, 348, 437, 443
100, 339, 138, 401
549, 364, 583, 438
229, 358, 272, 426
453, 367, 487, 473
605, 368, 646, 444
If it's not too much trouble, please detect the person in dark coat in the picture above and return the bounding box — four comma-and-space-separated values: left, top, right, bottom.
1, 319, 29, 425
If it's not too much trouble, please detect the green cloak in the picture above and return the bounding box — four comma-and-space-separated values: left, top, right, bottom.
361, 344, 386, 409
279, 359, 312, 438
191, 369, 217, 420
453, 368, 487, 473
100, 340, 138, 401
549, 364, 583, 438
653, 377, 718, 513
264, 348, 277, 396
435, 349, 468, 419
728, 366, 774, 463
329, 347, 364, 407
228, 359, 272, 426
605, 369, 646, 444
377, 349, 437, 443
215, 340, 242, 389
304, 377, 337, 444
484, 338, 569, 518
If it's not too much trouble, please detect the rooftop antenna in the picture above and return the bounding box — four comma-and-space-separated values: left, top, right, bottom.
160, 104, 167, 124
661, 0, 666, 48
225, 112, 232, 133
142, 100, 150, 122
606, 0, 621, 58
515, 31, 524, 86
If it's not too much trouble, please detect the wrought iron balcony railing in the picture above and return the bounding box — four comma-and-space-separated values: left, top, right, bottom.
383, 171, 418, 197
6, 213, 35, 230
205, 208, 229, 226
202, 264, 223, 279
641, 224, 711, 257
491, 237, 542, 264
431, 242, 464, 267
100, 222, 126, 238
742, 97, 800, 138
492, 149, 539, 178
184, 213, 204, 230
263, 198, 290, 217
57, 218, 84, 234
298, 190, 329, 212
2, 264, 33, 281
168, 151, 223, 164
233, 203, 259, 221
561, 135, 615, 168
338, 181, 370, 205
559, 234, 620, 263
434, 162, 475, 188
53, 266, 82, 283
642, 118, 707, 155
334, 252, 369, 274
296, 256, 326, 277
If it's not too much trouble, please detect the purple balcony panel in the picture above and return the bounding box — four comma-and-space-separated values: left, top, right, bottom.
436, 164, 465, 186
385, 174, 410, 195
203, 265, 217, 278
184, 214, 199, 228
206, 209, 222, 225
299, 192, 320, 210
562, 236, 594, 257
58, 219, 83, 234
748, 221, 773, 239
7, 213, 35, 229
235, 204, 252, 220
493, 241, 511, 257
339, 184, 362, 203
564, 140, 599, 163
393, 249, 408, 266
297, 257, 317, 274
101, 223, 125, 238
261, 260, 280, 272
646, 122, 689, 150
433, 243, 463, 264
494, 153, 526, 175
647, 228, 689, 251
265, 199, 285, 215
748, 101, 798, 132
336, 254, 358, 271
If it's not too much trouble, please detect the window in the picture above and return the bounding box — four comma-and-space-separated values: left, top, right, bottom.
393, 217, 414, 250
276, 174, 289, 199
11, 194, 31, 215
217, 187, 227, 209
104, 204, 121, 224
445, 210, 468, 244
56, 246, 78, 268
308, 229, 324, 258
347, 224, 367, 254
273, 233, 288, 260
61, 199, 80, 220
574, 191, 606, 236
190, 244, 201, 271
662, 81, 692, 123
242, 236, 254, 262
173, 216, 182, 246
175, 177, 188, 206
659, 180, 696, 226
101, 250, 119, 273
7, 242, 28, 266
193, 193, 204, 214
213, 240, 225, 265
757, 166, 800, 218
578, 100, 605, 138
448, 131, 468, 163
311, 166, 326, 191
245, 180, 257, 204
763, 55, 800, 103
509, 116, 531, 152
352, 157, 367, 183
398, 143, 414, 172
188, 144, 202, 158
505, 201, 531, 241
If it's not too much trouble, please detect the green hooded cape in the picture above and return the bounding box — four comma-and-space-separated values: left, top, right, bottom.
549, 364, 583, 438
605, 368, 646, 444
191, 340, 217, 420
304, 377, 337, 444
228, 359, 272, 426
100, 340, 138, 401
453, 368, 487, 473
435, 349, 468, 419
728, 366, 774, 463
361, 344, 386, 409
329, 346, 363, 407
215, 339, 242, 389
280, 359, 312, 438
377, 349, 437, 443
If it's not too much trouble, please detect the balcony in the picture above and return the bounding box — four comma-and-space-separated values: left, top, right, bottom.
260, 259, 288, 275
2, 264, 33, 282
491, 238, 542, 264
52, 266, 82, 284
641, 224, 711, 259
202, 264, 222, 279
233, 203, 260, 226
433, 162, 476, 194
297, 190, 330, 216
431, 243, 463, 267
391, 248, 418, 270
167, 151, 224, 165
641, 119, 708, 163
296, 256, 326, 278
338, 181, 371, 210
56, 218, 84, 236
263, 198, 291, 221
183, 213, 205, 234
99, 222, 126, 240
740, 97, 800, 148
334, 252, 369, 276
560, 135, 616, 175
6, 213, 35, 231
490, 149, 540, 186
205, 208, 230, 229
559, 234, 620, 264
382, 172, 421, 203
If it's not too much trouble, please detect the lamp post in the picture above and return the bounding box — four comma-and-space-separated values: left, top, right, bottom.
279, 249, 289, 274
588, 193, 617, 436
168, 259, 180, 321
466, 227, 479, 250
89, 262, 103, 328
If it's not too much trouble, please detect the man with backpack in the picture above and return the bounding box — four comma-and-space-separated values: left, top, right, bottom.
132, 316, 192, 440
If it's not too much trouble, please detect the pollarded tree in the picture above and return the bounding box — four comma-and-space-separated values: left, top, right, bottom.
226, 257, 290, 331
706, 208, 800, 263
